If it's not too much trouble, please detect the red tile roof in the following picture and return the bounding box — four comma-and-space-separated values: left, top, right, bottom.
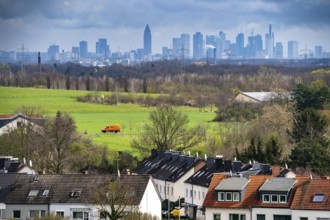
203, 174, 271, 209
291, 179, 330, 210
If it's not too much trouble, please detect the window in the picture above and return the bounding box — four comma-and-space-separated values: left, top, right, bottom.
73, 211, 89, 220
56, 211, 64, 217
262, 194, 270, 203
190, 190, 192, 198
273, 215, 291, 220
0, 209, 3, 219
42, 189, 49, 196
279, 194, 287, 203
202, 192, 205, 199
17, 121, 22, 127
30, 210, 46, 219
198, 191, 200, 200
186, 189, 188, 197
300, 218, 308, 220
70, 189, 82, 197
28, 190, 39, 197
226, 192, 232, 201
271, 194, 278, 203
218, 192, 225, 201
213, 214, 221, 220
167, 186, 169, 195
13, 210, 21, 219
312, 194, 325, 202
257, 214, 265, 220
229, 214, 246, 220
171, 187, 173, 196
233, 192, 240, 201
194, 190, 196, 199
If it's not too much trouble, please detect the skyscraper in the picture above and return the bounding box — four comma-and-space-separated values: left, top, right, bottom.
235, 33, 244, 57
180, 33, 190, 59
96, 38, 110, 60
144, 24, 152, 58
172, 38, 182, 58
47, 44, 60, 61
265, 24, 274, 58
216, 31, 226, 59
288, 41, 299, 59
193, 32, 204, 59
275, 42, 283, 59
79, 41, 88, 59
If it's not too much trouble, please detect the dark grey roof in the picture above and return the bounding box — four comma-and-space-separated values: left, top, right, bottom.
0, 173, 18, 203
259, 178, 296, 192
184, 158, 234, 187
215, 177, 249, 191
5, 174, 151, 205
135, 150, 203, 183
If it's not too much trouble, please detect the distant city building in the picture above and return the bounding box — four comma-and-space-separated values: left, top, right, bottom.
275, 42, 283, 59
79, 41, 88, 59
193, 32, 204, 59
216, 31, 227, 59
247, 34, 263, 58
47, 44, 60, 61
71, 46, 79, 61
265, 24, 274, 58
288, 41, 299, 59
180, 33, 190, 59
162, 46, 170, 59
236, 33, 244, 58
315, 46, 323, 58
144, 24, 152, 58
96, 38, 110, 60
206, 35, 217, 47
172, 37, 182, 58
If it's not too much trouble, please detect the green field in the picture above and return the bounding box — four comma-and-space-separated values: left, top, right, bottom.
0, 87, 217, 153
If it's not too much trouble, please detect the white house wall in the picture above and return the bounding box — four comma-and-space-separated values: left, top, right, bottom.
252, 208, 291, 220
5, 204, 48, 219
205, 207, 250, 220
184, 184, 208, 207
139, 179, 162, 219
0, 117, 41, 135
291, 210, 330, 220
50, 204, 96, 220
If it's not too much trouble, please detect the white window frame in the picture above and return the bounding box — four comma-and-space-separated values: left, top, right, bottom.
226, 192, 232, 201
56, 211, 64, 218
72, 211, 89, 220
218, 192, 225, 201
213, 213, 221, 220
29, 210, 46, 219
233, 192, 240, 201
262, 194, 270, 203
271, 194, 279, 203
279, 194, 287, 203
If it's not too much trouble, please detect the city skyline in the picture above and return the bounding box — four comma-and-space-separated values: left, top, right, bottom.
0, 0, 330, 55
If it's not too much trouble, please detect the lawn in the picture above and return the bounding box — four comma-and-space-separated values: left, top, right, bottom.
0, 87, 217, 152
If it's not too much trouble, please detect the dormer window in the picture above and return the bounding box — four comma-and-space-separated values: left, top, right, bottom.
312, 193, 325, 203
217, 192, 240, 202
70, 189, 82, 197
42, 189, 49, 196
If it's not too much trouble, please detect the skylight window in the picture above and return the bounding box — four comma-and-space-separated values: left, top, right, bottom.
70, 189, 82, 197
312, 194, 325, 203
42, 189, 49, 196
28, 190, 39, 197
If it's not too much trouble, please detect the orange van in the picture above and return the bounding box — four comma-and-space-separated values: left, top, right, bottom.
101, 124, 121, 133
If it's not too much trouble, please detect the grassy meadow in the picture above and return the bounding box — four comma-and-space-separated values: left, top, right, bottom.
0, 86, 217, 153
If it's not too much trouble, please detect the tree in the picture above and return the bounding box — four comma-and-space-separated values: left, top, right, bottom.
91, 177, 156, 220
131, 106, 203, 156
263, 134, 283, 165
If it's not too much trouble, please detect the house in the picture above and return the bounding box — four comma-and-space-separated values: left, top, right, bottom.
0, 156, 34, 174
234, 92, 290, 103
291, 178, 330, 220
203, 174, 271, 220
0, 173, 18, 219
183, 156, 237, 220
3, 174, 162, 220
135, 150, 205, 203
0, 113, 45, 135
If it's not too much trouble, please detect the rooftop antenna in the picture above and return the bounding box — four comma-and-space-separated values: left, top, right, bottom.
204, 154, 207, 161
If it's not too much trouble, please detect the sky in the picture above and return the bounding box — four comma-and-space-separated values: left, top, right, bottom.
0, 0, 330, 56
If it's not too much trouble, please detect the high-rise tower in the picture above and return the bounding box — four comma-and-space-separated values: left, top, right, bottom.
265, 24, 274, 58
79, 41, 88, 59
193, 32, 204, 59
144, 24, 152, 58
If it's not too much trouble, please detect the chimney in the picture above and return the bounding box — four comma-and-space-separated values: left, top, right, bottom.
224, 160, 232, 172
272, 166, 281, 177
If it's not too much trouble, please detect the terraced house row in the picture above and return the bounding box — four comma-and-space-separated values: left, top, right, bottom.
1, 150, 330, 220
